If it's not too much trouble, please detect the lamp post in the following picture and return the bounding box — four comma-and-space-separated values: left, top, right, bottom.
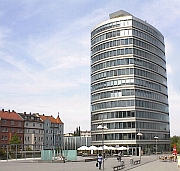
97, 124, 108, 171
154, 136, 158, 158
137, 132, 143, 161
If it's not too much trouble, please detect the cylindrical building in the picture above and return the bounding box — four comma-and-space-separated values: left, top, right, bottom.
91, 10, 170, 154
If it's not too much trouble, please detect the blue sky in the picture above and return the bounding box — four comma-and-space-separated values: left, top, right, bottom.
0, 0, 180, 135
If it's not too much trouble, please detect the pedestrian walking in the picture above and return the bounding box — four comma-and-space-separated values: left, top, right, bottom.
97, 153, 103, 170
117, 152, 122, 162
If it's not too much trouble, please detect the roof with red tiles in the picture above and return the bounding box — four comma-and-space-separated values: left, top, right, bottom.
56, 115, 63, 124
0, 110, 23, 121
39, 114, 63, 124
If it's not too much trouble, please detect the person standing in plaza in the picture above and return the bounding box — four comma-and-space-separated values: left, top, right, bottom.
97, 153, 103, 170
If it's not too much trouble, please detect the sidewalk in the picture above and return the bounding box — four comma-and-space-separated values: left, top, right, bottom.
129, 160, 179, 171
0, 155, 177, 171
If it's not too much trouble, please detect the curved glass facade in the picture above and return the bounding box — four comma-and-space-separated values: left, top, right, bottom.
91, 11, 170, 153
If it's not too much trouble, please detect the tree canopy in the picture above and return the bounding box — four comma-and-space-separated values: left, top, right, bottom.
171, 136, 180, 152
73, 126, 81, 136
10, 134, 21, 144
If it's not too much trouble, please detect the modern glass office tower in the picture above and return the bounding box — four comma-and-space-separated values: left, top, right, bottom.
91, 10, 170, 153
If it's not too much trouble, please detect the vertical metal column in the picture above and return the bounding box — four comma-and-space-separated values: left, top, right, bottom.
102, 121, 104, 171
6, 145, 8, 161
16, 145, 17, 160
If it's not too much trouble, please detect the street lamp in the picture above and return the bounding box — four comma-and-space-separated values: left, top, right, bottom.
137, 132, 143, 160
97, 124, 108, 171
154, 136, 158, 157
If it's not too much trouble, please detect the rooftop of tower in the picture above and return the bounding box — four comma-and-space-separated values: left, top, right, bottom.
109, 10, 132, 19
92, 10, 163, 38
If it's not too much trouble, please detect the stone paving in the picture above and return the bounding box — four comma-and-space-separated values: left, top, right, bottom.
129, 160, 179, 171
0, 155, 178, 171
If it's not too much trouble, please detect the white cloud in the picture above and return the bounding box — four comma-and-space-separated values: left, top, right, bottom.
138, 0, 180, 30
26, 8, 106, 71
168, 84, 180, 136
0, 27, 11, 48
165, 40, 174, 57
166, 64, 173, 75
27, 31, 89, 71
0, 93, 90, 133
0, 6, 93, 133
1, 0, 180, 134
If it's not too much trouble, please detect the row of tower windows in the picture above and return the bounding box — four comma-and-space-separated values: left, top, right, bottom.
92, 122, 136, 130
91, 38, 133, 55
91, 67, 133, 82
91, 47, 133, 63
91, 57, 133, 72
135, 68, 166, 85
134, 49, 165, 68
92, 132, 169, 141
91, 88, 168, 103
92, 38, 164, 59
91, 19, 163, 43
92, 121, 169, 131
91, 77, 167, 94
92, 89, 135, 101
91, 29, 132, 46
91, 99, 168, 113
91, 19, 132, 37
91, 47, 165, 69
133, 29, 164, 51
91, 26, 164, 51
133, 39, 164, 59
91, 57, 166, 77
132, 20, 164, 43
91, 67, 167, 86
91, 110, 169, 122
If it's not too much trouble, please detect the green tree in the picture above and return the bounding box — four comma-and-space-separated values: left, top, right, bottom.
0, 148, 6, 159
73, 126, 81, 136
170, 136, 180, 152
10, 134, 21, 145
177, 139, 180, 153
78, 126, 81, 136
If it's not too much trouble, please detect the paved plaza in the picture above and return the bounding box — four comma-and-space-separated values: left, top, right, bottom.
0, 156, 179, 171
130, 160, 179, 171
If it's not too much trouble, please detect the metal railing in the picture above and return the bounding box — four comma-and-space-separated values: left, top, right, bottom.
0, 144, 62, 160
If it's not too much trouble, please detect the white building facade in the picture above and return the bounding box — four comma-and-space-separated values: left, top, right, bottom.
91, 10, 170, 154
19, 113, 44, 150
64, 135, 91, 150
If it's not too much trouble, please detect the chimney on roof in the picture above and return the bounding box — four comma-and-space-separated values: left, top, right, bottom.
24, 112, 26, 115
8, 110, 10, 113
43, 114, 44, 116
2, 109, 4, 112
51, 115, 53, 117
12, 110, 15, 112
30, 112, 31, 115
